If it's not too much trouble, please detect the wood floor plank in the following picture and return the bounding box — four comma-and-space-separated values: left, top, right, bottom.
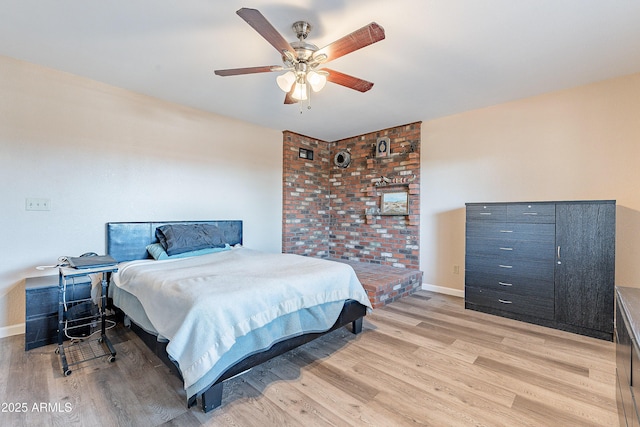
350, 333, 517, 409
366, 314, 479, 364
0, 291, 619, 426
449, 337, 608, 393
473, 356, 617, 426
511, 394, 610, 427
474, 356, 615, 411
243, 361, 350, 427
287, 350, 379, 404
265, 356, 374, 425
351, 361, 530, 427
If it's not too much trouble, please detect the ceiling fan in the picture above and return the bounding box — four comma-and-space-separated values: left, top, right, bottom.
214, 8, 385, 105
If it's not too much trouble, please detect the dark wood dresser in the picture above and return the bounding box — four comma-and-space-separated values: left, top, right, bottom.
616, 287, 640, 426
25, 275, 91, 350
465, 200, 615, 340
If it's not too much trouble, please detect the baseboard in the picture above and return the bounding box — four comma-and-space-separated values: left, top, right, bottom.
0, 323, 25, 339
421, 283, 464, 298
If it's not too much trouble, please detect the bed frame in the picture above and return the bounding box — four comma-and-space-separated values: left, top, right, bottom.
105, 220, 367, 412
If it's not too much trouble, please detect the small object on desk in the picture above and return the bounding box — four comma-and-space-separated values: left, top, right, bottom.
67, 254, 117, 269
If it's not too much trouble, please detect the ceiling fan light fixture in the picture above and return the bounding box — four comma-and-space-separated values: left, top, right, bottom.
291, 82, 308, 101
307, 70, 327, 92
276, 71, 296, 92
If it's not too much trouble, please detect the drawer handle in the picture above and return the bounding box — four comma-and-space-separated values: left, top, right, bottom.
499, 265, 513, 269
479, 212, 492, 215
522, 212, 538, 215
499, 247, 513, 251
498, 282, 513, 287
498, 299, 513, 304
499, 230, 513, 233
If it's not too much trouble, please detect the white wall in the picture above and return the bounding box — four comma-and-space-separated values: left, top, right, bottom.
420, 73, 640, 294
0, 55, 283, 334
4, 54, 639, 335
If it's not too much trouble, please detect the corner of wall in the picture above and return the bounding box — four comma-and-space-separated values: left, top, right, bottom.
282, 122, 422, 269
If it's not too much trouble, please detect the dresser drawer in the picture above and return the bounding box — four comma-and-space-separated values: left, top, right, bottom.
465, 271, 554, 299
465, 256, 555, 282
466, 204, 506, 222
466, 222, 555, 243
466, 222, 556, 241
507, 203, 556, 223
25, 279, 91, 319
25, 314, 58, 350
25, 275, 92, 351
465, 286, 555, 319
466, 238, 556, 261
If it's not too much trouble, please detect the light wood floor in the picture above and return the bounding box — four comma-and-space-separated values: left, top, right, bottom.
0, 291, 618, 426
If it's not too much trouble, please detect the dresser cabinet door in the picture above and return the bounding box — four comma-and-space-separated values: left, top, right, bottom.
555, 203, 615, 334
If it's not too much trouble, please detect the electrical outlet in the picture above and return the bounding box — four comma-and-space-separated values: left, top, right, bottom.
26, 198, 51, 211
453, 265, 460, 274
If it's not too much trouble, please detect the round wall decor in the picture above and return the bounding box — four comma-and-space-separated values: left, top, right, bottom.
334, 150, 351, 168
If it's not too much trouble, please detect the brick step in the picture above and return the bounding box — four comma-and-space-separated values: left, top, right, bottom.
330, 259, 423, 308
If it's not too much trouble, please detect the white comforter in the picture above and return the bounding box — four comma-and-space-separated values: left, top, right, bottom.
112, 247, 371, 395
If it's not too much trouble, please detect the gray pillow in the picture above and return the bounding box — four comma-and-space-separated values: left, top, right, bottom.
155, 224, 226, 256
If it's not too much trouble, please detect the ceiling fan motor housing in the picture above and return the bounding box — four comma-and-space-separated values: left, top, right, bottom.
292, 21, 312, 39
290, 40, 318, 62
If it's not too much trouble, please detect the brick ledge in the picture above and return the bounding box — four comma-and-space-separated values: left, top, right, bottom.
329, 258, 423, 308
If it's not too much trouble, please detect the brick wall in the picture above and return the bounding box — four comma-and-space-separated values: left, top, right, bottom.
282, 122, 421, 269
282, 132, 331, 257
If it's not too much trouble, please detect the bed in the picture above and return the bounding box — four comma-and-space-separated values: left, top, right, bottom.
105, 220, 371, 412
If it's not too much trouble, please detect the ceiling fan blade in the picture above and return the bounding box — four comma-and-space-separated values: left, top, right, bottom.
214, 65, 282, 76
323, 68, 374, 92
236, 8, 295, 56
314, 22, 385, 63
284, 91, 297, 104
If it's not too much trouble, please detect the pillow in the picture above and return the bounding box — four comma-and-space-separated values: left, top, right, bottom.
155, 223, 226, 256
146, 243, 231, 260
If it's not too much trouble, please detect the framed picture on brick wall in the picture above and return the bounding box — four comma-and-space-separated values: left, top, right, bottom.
376, 137, 390, 158
381, 191, 408, 215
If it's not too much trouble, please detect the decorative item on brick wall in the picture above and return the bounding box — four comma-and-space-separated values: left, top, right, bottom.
299, 148, 314, 160
373, 174, 415, 186
376, 137, 390, 158
381, 191, 409, 215
400, 141, 417, 154
334, 150, 351, 168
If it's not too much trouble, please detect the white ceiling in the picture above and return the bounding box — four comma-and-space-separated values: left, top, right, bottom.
2, 1, 640, 141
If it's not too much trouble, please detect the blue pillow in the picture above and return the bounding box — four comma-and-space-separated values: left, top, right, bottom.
146, 243, 231, 260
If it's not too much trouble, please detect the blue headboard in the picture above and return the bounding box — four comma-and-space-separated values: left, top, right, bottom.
106, 220, 243, 262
